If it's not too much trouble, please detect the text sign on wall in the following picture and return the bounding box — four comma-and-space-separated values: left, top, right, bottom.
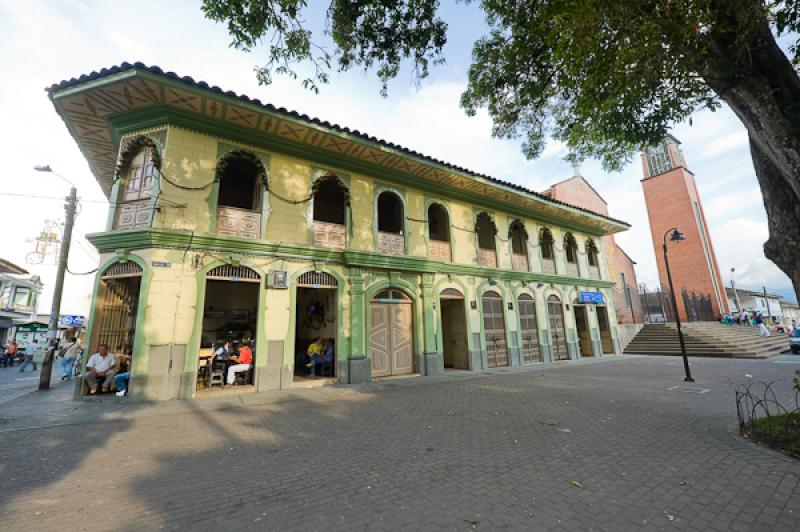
59, 315, 86, 327
578, 291, 605, 304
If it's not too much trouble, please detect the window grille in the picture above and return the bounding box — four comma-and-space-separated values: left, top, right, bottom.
297, 271, 338, 288
206, 264, 260, 283
101, 262, 143, 280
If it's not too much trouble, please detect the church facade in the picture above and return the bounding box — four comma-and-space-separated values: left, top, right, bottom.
49, 63, 630, 401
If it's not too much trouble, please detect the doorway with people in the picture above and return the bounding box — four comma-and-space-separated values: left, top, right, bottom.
197, 265, 260, 394
294, 271, 338, 382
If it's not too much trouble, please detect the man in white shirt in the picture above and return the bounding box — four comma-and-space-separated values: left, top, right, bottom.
85, 344, 117, 394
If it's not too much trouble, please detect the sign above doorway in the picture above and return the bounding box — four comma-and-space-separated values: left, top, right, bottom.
578, 291, 605, 304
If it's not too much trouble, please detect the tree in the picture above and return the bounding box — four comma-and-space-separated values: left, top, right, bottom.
202, 0, 800, 299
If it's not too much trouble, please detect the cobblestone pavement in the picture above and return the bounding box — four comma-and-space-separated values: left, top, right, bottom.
1, 355, 799, 531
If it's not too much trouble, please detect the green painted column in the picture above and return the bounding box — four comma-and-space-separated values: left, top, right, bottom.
347, 268, 370, 383
421, 273, 444, 376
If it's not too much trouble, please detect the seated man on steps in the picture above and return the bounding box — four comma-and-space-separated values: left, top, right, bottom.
227, 340, 253, 385
85, 344, 117, 395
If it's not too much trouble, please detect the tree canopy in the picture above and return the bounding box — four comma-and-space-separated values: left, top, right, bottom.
203, 0, 800, 295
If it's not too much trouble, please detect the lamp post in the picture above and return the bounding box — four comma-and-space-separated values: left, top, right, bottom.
33, 165, 78, 391
663, 227, 694, 382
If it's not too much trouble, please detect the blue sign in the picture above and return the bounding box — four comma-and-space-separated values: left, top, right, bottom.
59, 315, 86, 327
578, 291, 604, 304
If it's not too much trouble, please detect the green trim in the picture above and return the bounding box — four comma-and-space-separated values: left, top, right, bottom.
86, 228, 617, 289
364, 277, 424, 366
102, 106, 623, 236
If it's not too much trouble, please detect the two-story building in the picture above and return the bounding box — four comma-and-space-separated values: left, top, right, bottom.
0, 258, 43, 345
49, 63, 630, 401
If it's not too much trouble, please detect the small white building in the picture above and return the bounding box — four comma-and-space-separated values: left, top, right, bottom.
726, 287, 784, 321
780, 300, 800, 325
0, 258, 43, 344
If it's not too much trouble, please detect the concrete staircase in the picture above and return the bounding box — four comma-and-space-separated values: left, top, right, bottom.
624, 322, 790, 358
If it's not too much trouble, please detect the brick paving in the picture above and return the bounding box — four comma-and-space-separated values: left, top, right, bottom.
1, 355, 799, 531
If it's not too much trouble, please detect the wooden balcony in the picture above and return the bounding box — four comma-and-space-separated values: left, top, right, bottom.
312, 220, 346, 249
589, 266, 601, 280
511, 253, 529, 272
114, 200, 151, 230
566, 262, 580, 277
216, 206, 261, 239
541, 258, 556, 275
377, 231, 404, 255
478, 248, 497, 268
429, 240, 451, 261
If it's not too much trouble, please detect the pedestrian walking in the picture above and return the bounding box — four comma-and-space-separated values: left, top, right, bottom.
755, 313, 771, 337
18, 340, 40, 372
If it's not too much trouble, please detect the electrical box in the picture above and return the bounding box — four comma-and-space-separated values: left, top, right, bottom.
268, 269, 288, 289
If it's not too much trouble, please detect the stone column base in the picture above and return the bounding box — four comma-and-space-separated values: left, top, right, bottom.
348, 356, 371, 383
423, 351, 444, 376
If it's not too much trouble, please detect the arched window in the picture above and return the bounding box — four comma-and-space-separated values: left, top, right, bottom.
114, 137, 160, 230
540, 228, 556, 274
564, 233, 580, 276
377, 191, 404, 255
428, 203, 451, 261
215, 151, 265, 239
587, 239, 600, 279
311, 176, 348, 249
313, 177, 346, 225
475, 212, 497, 267
509, 220, 529, 272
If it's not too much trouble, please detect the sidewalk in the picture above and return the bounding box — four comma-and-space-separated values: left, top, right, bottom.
0, 354, 627, 433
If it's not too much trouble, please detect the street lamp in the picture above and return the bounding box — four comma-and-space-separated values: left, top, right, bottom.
663, 227, 694, 382
33, 164, 78, 391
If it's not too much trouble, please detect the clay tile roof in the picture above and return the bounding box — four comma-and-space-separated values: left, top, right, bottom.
47, 62, 630, 228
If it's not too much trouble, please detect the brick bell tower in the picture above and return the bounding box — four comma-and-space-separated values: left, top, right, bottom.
641, 135, 729, 321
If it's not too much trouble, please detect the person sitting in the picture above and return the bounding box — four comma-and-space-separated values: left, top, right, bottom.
114, 349, 132, 397
85, 344, 117, 394
227, 340, 253, 385
214, 340, 234, 360
304, 337, 324, 376
308, 338, 334, 377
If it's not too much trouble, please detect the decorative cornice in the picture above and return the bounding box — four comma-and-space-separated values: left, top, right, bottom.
86, 228, 615, 288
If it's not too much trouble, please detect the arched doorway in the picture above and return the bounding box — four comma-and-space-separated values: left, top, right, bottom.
199, 264, 261, 391
89, 261, 143, 395
517, 294, 541, 364
573, 304, 593, 357
547, 295, 570, 361
440, 288, 468, 369
482, 290, 509, 367
369, 289, 413, 377
295, 271, 339, 380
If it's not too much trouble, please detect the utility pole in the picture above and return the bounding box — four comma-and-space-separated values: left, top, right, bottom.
762, 285, 770, 320
38, 186, 77, 390
730, 267, 742, 312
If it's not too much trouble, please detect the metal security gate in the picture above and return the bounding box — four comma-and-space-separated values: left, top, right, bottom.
370, 290, 413, 377
482, 291, 509, 367
518, 294, 541, 364
96, 262, 143, 353
547, 295, 569, 361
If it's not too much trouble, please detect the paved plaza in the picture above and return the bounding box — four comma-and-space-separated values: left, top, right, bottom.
1, 355, 799, 531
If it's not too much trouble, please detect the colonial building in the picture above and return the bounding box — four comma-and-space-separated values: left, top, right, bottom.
49, 63, 630, 401
543, 167, 644, 325
641, 136, 729, 321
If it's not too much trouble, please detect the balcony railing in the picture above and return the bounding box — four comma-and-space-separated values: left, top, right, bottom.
216, 206, 261, 239
114, 199, 151, 230
511, 253, 529, 272
377, 231, 404, 255
478, 248, 497, 268
429, 240, 451, 261
312, 220, 346, 249
589, 265, 601, 280
542, 258, 556, 275
566, 262, 580, 277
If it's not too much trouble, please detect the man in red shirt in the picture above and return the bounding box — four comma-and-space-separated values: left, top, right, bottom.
1, 340, 18, 367
226, 340, 253, 385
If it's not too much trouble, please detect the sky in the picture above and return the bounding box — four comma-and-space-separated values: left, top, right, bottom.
0, 0, 794, 318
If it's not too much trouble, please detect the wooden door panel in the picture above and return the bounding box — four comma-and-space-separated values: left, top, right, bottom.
482, 296, 509, 368
390, 304, 413, 374
548, 301, 569, 361
370, 304, 390, 377
518, 299, 541, 364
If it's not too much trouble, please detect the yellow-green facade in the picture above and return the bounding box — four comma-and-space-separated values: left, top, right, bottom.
50, 64, 630, 401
